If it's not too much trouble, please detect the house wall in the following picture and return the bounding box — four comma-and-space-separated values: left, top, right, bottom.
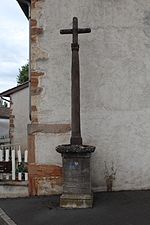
0, 107, 9, 119
10, 87, 30, 151
0, 119, 9, 138
0, 107, 10, 144
30, 0, 150, 194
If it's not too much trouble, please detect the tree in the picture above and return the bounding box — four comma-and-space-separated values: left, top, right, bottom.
17, 63, 29, 85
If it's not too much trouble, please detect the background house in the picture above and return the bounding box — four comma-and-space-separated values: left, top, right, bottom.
0, 82, 30, 151
0, 82, 29, 197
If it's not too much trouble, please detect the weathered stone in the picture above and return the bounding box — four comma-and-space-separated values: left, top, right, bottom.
60, 193, 93, 208
31, 105, 37, 112
28, 132, 35, 163
28, 124, 71, 134
30, 87, 43, 96
0, 181, 28, 198
31, 27, 43, 36
31, 19, 37, 27
28, 164, 62, 196
56, 144, 95, 153
31, 0, 45, 9
56, 145, 95, 208
31, 71, 45, 77
31, 77, 38, 87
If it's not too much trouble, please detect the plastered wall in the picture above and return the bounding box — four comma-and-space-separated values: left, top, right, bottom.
31, 0, 150, 192
11, 87, 29, 151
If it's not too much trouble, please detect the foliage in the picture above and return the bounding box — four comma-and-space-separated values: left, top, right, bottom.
16, 162, 28, 173
17, 63, 29, 85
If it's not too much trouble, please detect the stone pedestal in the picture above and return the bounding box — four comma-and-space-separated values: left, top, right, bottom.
56, 144, 95, 208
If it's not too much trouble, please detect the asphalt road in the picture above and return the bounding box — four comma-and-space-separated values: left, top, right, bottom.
0, 191, 150, 225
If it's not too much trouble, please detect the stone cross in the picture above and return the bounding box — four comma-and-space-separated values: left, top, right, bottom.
60, 17, 91, 145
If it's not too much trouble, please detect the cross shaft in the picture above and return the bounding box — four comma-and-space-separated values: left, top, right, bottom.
60, 17, 91, 145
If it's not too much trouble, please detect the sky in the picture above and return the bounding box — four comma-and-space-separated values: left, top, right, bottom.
0, 0, 29, 93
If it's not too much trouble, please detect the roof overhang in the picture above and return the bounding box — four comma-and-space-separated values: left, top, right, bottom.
0, 82, 29, 97
16, 0, 31, 19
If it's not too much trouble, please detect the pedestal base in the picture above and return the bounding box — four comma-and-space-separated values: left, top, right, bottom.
60, 193, 93, 208
56, 144, 95, 208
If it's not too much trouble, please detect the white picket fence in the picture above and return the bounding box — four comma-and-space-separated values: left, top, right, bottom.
0, 144, 28, 181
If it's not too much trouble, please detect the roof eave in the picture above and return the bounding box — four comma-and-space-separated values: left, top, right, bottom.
16, 0, 31, 19
0, 82, 29, 97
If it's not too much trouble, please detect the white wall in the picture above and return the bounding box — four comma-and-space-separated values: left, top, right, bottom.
0, 119, 9, 137
11, 87, 30, 151
33, 0, 150, 191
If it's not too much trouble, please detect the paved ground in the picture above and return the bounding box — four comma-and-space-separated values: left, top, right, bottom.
0, 191, 150, 225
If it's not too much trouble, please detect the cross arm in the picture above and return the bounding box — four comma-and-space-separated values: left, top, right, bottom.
78, 28, 91, 33
60, 29, 72, 34
60, 28, 91, 35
